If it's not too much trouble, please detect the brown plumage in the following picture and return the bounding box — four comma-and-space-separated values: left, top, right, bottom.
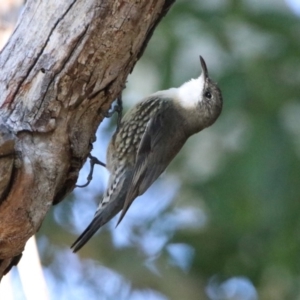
71, 56, 223, 252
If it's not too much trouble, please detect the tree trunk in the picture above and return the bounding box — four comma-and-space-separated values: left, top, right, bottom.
0, 0, 175, 279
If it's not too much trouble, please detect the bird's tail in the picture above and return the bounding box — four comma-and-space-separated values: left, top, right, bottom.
71, 193, 126, 252
71, 169, 134, 252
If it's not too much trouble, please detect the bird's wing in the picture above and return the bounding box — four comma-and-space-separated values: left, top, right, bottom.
116, 103, 187, 225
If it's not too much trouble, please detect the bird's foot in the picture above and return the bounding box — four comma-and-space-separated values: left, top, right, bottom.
76, 154, 106, 188
105, 94, 123, 128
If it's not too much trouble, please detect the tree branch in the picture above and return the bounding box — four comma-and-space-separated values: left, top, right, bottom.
0, 0, 175, 278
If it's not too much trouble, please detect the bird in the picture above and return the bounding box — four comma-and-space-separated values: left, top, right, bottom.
71, 56, 223, 252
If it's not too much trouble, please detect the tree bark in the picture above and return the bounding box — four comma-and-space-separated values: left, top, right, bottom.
0, 0, 175, 279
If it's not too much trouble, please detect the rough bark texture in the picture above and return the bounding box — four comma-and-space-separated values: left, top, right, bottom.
0, 0, 175, 278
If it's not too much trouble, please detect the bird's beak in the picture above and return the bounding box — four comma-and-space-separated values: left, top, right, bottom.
200, 56, 208, 80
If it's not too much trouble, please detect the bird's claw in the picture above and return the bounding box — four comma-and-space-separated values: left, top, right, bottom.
76, 154, 106, 188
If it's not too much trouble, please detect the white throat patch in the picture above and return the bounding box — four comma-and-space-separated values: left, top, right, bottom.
177, 72, 205, 109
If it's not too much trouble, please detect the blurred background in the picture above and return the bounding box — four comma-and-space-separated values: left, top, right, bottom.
1, 0, 300, 299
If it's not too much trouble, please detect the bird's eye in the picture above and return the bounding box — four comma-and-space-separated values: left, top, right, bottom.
205, 91, 212, 99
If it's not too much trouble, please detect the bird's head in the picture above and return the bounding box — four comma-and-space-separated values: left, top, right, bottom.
177, 56, 223, 130
198, 56, 223, 127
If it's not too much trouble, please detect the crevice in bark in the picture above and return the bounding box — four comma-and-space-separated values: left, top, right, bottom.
33, 24, 90, 122
3, 0, 79, 109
